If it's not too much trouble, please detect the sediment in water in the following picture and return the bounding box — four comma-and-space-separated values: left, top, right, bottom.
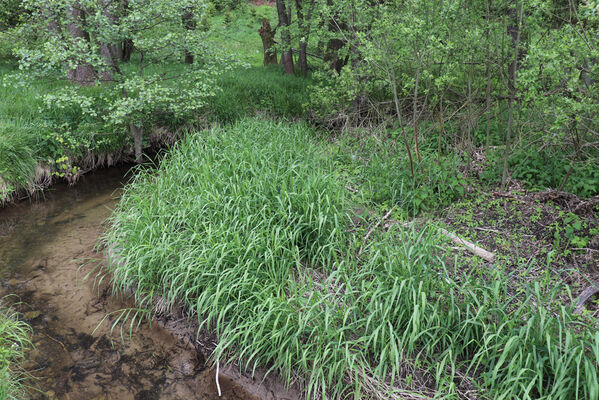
0, 166, 298, 399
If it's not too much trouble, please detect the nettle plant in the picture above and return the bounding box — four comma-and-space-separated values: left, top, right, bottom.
12, 0, 235, 162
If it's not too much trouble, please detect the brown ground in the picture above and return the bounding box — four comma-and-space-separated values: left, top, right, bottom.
436, 188, 599, 315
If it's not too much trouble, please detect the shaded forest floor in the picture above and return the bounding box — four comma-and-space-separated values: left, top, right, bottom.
438, 189, 599, 313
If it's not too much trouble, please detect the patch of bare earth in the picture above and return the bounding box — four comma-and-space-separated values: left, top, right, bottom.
437, 188, 599, 315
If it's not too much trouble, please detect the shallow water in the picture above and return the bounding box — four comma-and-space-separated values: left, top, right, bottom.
0, 167, 255, 400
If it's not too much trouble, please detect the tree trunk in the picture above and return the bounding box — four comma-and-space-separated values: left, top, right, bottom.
121, 39, 134, 61
389, 67, 414, 178
325, 39, 345, 72
295, 0, 314, 77
276, 0, 295, 74
66, 4, 97, 85
258, 19, 278, 66
99, 44, 115, 82
120, 0, 133, 62
485, 0, 493, 151
97, 0, 120, 81
130, 124, 144, 163
298, 41, 308, 76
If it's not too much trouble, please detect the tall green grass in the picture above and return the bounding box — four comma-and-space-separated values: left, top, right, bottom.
0, 303, 31, 400
104, 118, 599, 399
208, 66, 310, 123
0, 64, 53, 198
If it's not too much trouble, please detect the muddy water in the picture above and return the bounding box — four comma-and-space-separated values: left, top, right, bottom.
0, 167, 256, 400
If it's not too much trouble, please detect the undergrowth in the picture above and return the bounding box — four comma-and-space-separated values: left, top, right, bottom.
103, 118, 599, 400
332, 131, 467, 216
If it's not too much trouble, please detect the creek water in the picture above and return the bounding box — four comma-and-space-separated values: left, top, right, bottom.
0, 167, 258, 400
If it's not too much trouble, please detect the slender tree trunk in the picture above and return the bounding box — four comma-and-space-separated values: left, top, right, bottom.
66, 3, 97, 85
121, 39, 134, 61
485, 0, 493, 151
120, 0, 133, 62
276, 0, 295, 74
295, 0, 314, 77
501, 2, 523, 190
437, 99, 444, 164
466, 56, 474, 154
298, 40, 308, 77
389, 68, 414, 178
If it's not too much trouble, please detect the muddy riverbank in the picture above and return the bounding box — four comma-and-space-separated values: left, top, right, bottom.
0, 167, 299, 400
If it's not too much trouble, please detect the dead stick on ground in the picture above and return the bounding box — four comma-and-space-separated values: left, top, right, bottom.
439, 228, 496, 262
43, 332, 71, 357
358, 205, 397, 255
574, 281, 599, 314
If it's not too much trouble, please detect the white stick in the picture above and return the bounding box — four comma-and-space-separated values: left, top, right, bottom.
439, 228, 496, 262
216, 361, 222, 397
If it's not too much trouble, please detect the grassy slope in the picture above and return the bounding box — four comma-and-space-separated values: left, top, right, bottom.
0, 304, 31, 400
104, 119, 599, 400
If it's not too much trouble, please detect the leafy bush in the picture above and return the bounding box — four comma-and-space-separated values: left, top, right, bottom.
482, 148, 599, 198
334, 133, 467, 215
211, 0, 246, 11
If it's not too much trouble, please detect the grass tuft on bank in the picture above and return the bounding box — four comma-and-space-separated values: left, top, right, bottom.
0, 303, 31, 400
103, 118, 599, 399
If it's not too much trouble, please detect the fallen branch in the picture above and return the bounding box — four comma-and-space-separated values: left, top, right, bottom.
573, 282, 599, 315
439, 228, 496, 262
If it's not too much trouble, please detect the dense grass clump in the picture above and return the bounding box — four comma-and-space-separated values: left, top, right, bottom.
105, 119, 599, 399
105, 118, 348, 287
0, 304, 31, 400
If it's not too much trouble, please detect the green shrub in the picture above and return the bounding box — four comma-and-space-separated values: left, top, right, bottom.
482, 148, 599, 198
211, 0, 245, 11
333, 133, 467, 215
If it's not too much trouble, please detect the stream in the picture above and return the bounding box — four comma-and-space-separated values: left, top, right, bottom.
0, 167, 264, 400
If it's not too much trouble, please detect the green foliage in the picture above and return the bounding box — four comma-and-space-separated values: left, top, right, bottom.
0, 125, 35, 187
208, 65, 310, 123
210, 0, 245, 12
306, 0, 599, 194
334, 133, 466, 215
0, 0, 26, 30
8, 0, 229, 162
482, 148, 599, 198
0, 303, 31, 400
204, 3, 276, 65
104, 118, 599, 399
